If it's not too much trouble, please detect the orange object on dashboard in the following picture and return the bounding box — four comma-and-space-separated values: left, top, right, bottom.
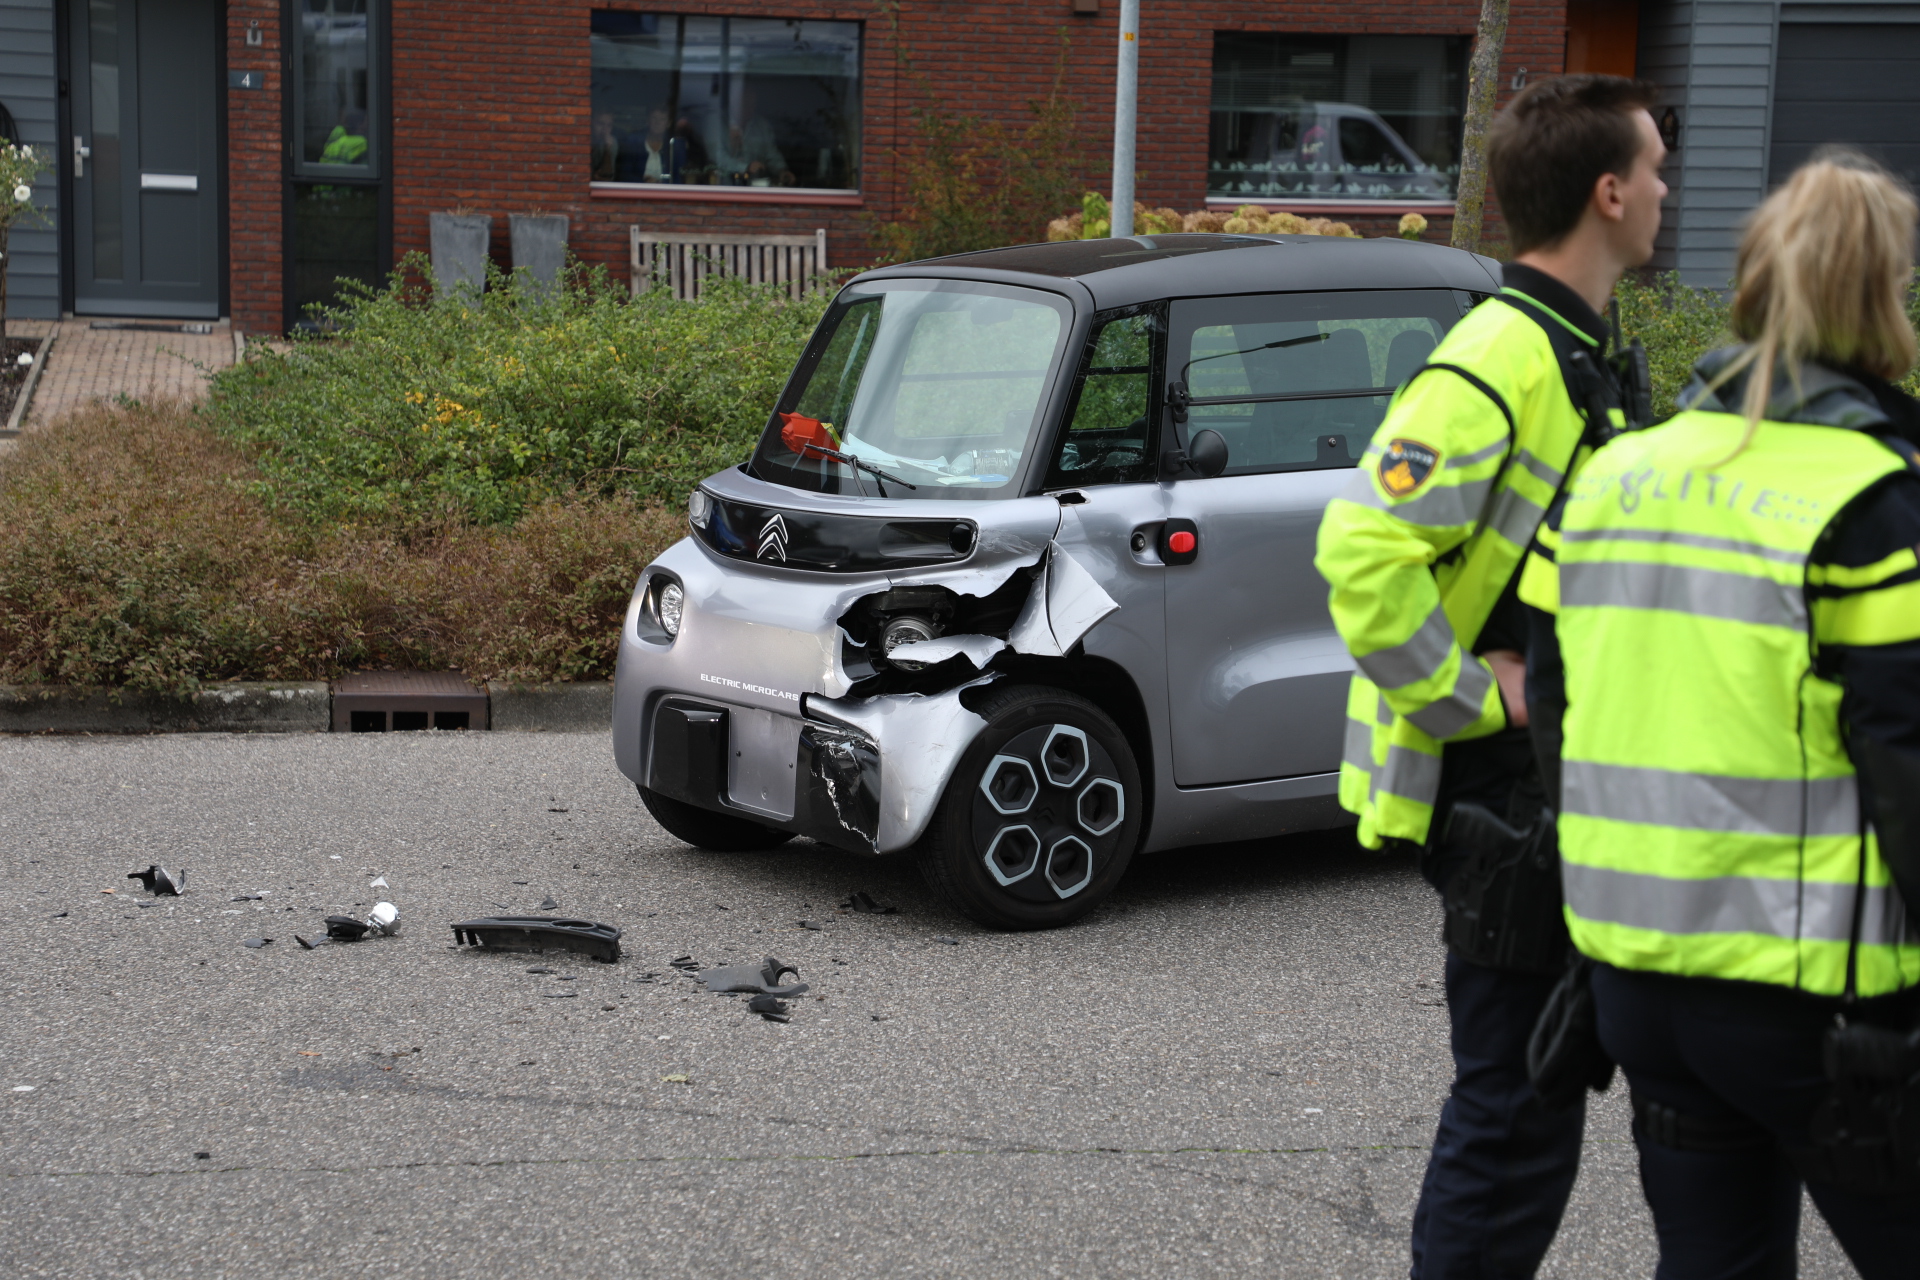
779, 412, 839, 455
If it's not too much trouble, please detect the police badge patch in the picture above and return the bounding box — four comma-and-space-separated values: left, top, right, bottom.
1378, 438, 1442, 498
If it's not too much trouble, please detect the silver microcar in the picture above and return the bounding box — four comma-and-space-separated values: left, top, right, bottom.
612, 233, 1502, 928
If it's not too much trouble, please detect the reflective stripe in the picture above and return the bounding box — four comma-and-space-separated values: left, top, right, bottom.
1564, 861, 1913, 947
1355, 606, 1457, 690
1512, 448, 1564, 488
1405, 654, 1493, 740
1374, 742, 1443, 804
1343, 715, 1374, 774
1484, 484, 1549, 549
1563, 760, 1860, 838
1560, 560, 1807, 630
1453, 437, 1512, 469
1337, 467, 1496, 528
1561, 526, 1806, 565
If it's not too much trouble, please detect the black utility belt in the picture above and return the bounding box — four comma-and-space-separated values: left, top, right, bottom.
1436, 802, 1570, 975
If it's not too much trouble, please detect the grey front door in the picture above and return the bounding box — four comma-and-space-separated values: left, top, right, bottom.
69, 0, 220, 317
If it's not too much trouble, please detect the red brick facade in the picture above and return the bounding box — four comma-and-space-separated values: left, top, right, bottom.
226, 0, 1567, 334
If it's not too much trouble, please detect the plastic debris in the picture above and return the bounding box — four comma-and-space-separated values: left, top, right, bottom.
128, 865, 186, 896
697, 957, 809, 997
799, 920, 824, 931
539, 896, 559, 910
243, 937, 273, 949
294, 935, 319, 950
232, 894, 265, 902
933, 936, 960, 945
369, 876, 389, 890
325, 915, 371, 941
747, 994, 791, 1023
49, 912, 67, 919
661, 1074, 691, 1084
543, 992, 578, 999
668, 955, 700, 972
366, 902, 401, 936
526, 967, 556, 974
449, 916, 623, 963
840, 891, 898, 915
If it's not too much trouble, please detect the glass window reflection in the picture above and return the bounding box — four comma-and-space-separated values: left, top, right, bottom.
297, 0, 375, 175
590, 12, 861, 190
1208, 33, 1467, 203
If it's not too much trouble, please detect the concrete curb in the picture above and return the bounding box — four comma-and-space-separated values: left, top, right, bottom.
0, 680, 615, 734
2, 331, 56, 437
0, 682, 331, 734
487, 681, 613, 732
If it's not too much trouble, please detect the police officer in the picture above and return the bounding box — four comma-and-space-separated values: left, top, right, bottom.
1314, 76, 1667, 1276
1529, 153, 1920, 1274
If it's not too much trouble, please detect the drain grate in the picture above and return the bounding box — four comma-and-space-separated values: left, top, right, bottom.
87, 321, 215, 334
332, 671, 488, 732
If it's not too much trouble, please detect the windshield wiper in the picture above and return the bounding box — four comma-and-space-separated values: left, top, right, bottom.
798, 443, 919, 496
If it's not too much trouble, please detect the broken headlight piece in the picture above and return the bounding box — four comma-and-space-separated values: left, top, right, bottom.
880, 615, 941, 670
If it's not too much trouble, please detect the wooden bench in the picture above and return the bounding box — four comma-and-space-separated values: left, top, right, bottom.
629, 228, 829, 302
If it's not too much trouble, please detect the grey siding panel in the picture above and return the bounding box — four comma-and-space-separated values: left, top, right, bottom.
1638, 0, 1697, 275
0, 0, 59, 321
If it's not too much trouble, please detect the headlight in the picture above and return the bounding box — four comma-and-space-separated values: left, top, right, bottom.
656, 582, 684, 637
688, 489, 711, 529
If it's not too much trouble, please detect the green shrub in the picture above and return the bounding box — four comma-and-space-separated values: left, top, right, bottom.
205, 257, 831, 526
1612, 272, 1732, 420
0, 401, 684, 694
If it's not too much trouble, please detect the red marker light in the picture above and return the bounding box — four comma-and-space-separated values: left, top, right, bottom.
1168, 530, 1197, 555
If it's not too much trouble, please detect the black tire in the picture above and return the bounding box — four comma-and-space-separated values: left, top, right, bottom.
638, 785, 795, 852
916, 684, 1142, 930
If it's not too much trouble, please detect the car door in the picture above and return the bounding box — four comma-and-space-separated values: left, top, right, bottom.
1161, 288, 1464, 787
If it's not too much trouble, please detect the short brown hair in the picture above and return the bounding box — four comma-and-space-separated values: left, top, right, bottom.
1488, 75, 1658, 254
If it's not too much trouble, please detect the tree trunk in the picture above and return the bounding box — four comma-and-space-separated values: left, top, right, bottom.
1451, 0, 1512, 255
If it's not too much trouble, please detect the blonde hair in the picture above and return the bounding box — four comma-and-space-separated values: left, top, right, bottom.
1712, 152, 1918, 451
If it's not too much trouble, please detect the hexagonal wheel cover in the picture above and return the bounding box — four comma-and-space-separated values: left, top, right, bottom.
1040, 725, 1090, 788
980, 754, 1040, 815
1045, 835, 1094, 899
983, 824, 1041, 886
1076, 777, 1125, 837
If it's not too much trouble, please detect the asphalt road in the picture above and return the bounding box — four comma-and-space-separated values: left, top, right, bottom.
0, 732, 1855, 1278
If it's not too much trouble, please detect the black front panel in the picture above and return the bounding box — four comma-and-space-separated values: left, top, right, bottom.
695, 498, 975, 573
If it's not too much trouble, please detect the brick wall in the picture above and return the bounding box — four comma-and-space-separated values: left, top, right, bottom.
226, 0, 283, 335
225, 0, 1563, 328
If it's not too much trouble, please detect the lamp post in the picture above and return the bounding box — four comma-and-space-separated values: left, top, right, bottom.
1110, 0, 1139, 238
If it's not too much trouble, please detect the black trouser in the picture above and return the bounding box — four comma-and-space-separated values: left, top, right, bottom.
1592, 964, 1920, 1280
1410, 730, 1581, 1279
1411, 954, 1585, 1279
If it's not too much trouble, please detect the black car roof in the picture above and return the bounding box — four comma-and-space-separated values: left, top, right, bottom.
852, 233, 1503, 311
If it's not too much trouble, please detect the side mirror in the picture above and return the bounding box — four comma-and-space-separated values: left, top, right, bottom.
1187, 428, 1229, 478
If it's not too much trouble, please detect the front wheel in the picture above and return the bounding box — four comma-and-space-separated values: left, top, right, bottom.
639, 786, 794, 852
916, 684, 1142, 930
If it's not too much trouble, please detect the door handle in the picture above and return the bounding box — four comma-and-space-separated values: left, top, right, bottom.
73, 136, 91, 178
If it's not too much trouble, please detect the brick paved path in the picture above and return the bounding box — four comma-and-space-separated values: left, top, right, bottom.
4, 318, 240, 427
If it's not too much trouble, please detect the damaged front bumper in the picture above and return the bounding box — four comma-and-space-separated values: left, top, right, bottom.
643, 675, 995, 855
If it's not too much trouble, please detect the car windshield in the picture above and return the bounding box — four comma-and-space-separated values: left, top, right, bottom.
751, 279, 1074, 500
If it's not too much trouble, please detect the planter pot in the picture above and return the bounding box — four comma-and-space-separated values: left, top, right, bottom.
509, 214, 569, 298
429, 212, 492, 299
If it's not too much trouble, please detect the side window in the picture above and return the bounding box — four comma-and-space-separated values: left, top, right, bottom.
1045, 310, 1160, 488
1169, 290, 1457, 477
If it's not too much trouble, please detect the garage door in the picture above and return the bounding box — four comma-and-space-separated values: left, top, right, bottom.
1770, 21, 1920, 187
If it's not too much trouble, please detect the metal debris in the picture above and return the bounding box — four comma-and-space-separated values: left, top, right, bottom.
697, 957, 809, 997
840, 891, 898, 915
747, 994, 791, 1023
127, 865, 186, 896
449, 916, 623, 963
